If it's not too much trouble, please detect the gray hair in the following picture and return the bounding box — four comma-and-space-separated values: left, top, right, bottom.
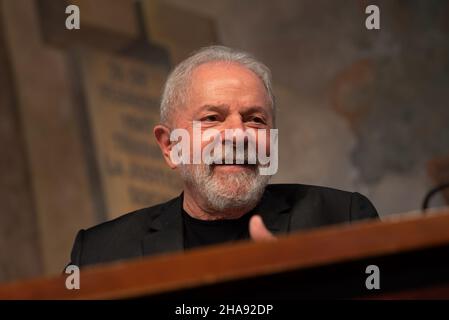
160, 45, 275, 125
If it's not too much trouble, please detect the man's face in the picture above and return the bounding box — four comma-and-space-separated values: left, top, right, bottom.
172, 61, 274, 213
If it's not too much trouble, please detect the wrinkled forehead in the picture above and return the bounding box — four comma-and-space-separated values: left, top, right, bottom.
183, 61, 272, 116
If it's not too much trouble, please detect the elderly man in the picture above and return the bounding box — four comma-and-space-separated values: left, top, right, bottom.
69, 46, 378, 267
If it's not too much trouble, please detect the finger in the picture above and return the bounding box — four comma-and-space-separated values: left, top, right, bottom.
249, 215, 277, 242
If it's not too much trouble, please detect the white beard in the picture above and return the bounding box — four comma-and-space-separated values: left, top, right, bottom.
179, 164, 271, 214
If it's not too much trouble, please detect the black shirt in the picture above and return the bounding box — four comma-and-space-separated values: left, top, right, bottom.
182, 208, 255, 250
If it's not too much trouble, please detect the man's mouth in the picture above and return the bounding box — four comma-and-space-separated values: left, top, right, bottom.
211, 163, 256, 172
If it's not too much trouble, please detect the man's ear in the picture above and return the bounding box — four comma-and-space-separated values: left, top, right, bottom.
154, 124, 177, 169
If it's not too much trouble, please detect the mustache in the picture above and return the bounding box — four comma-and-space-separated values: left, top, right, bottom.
204, 140, 260, 165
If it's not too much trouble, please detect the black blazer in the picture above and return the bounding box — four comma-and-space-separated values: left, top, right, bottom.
69, 184, 379, 268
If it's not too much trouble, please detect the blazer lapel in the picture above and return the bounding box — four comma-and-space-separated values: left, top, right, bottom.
141, 187, 294, 257
256, 188, 292, 234
141, 194, 184, 257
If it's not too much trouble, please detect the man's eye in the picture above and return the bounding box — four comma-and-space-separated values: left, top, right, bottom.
248, 117, 265, 124
202, 115, 219, 122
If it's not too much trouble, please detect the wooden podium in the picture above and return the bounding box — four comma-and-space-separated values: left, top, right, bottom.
1, 209, 449, 300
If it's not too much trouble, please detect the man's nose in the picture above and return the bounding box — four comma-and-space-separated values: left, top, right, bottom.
225, 114, 245, 130
220, 115, 246, 141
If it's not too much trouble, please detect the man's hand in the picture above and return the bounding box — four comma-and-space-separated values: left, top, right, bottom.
249, 215, 277, 242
